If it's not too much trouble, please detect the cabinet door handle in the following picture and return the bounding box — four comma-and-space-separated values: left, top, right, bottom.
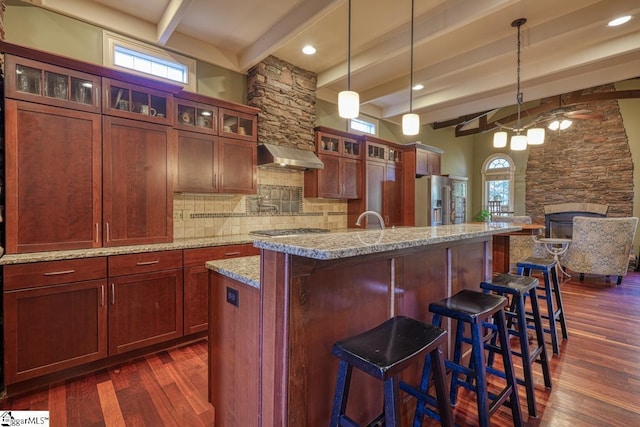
220, 174, 223, 189
43, 270, 75, 276
106, 223, 110, 242
111, 283, 115, 305
224, 251, 242, 256
136, 260, 160, 266
214, 174, 218, 189
101, 285, 105, 307
95, 223, 100, 243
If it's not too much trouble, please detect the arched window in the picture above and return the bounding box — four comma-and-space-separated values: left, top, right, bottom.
481, 154, 515, 214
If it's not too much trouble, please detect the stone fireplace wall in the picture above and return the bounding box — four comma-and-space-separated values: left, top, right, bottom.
246, 55, 317, 150
525, 84, 634, 224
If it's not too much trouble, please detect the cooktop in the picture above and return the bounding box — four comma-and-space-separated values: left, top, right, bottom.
250, 228, 331, 237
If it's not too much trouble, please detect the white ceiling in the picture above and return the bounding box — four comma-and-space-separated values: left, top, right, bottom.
28, 0, 640, 127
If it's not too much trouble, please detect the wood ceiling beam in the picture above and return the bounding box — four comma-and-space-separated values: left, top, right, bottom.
156, 0, 193, 45
439, 88, 640, 137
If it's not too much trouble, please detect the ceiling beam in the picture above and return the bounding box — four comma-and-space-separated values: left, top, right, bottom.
440, 88, 640, 137
156, 0, 193, 45
238, 0, 342, 72
316, 0, 515, 88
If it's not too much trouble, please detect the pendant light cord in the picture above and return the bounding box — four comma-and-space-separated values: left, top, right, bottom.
347, 0, 352, 91
514, 18, 525, 134
409, 0, 414, 113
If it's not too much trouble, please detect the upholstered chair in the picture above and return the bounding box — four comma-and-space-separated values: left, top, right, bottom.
494, 215, 545, 271
562, 216, 638, 285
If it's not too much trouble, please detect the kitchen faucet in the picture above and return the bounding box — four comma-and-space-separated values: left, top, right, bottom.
355, 210, 385, 229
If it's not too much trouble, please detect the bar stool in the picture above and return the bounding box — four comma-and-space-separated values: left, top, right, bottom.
330, 315, 454, 427
481, 273, 552, 418
428, 289, 523, 427
517, 256, 568, 354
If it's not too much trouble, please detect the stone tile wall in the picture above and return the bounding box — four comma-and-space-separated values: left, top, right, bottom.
525, 84, 633, 223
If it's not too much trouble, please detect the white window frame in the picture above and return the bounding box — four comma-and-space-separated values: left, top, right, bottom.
348, 116, 379, 136
103, 31, 197, 92
481, 154, 515, 212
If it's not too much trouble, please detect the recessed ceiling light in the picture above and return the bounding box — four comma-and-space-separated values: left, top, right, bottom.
608, 15, 632, 27
302, 45, 316, 55
412, 83, 424, 91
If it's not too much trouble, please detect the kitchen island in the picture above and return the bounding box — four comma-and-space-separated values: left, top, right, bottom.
207, 223, 520, 426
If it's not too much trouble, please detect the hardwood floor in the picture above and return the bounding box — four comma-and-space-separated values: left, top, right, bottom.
1, 271, 640, 426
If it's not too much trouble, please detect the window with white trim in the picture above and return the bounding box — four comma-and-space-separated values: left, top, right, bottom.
103, 31, 196, 92
481, 154, 515, 213
349, 116, 378, 136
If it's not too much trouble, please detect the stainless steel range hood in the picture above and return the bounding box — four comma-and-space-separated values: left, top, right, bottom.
257, 143, 324, 170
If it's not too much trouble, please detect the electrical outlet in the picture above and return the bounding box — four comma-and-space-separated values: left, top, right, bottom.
173, 210, 183, 220
226, 287, 239, 307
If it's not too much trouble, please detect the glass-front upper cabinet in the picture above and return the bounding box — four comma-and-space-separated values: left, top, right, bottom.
219, 108, 257, 141
316, 131, 362, 159
102, 78, 173, 124
175, 98, 217, 134
4, 55, 101, 113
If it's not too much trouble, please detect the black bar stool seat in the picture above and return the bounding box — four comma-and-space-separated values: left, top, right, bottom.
428, 289, 523, 427
517, 256, 569, 354
481, 273, 552, 418
330, 315, 454, 427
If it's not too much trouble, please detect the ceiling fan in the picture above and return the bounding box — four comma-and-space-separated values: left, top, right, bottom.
535, 96, 603, 130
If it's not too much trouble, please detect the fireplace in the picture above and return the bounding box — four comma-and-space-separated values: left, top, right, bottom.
544, 203, 608, 238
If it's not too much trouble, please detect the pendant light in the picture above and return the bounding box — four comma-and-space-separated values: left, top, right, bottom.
402, 0, 419, 136
338, 0, 360, 119
492, 18, 545, 150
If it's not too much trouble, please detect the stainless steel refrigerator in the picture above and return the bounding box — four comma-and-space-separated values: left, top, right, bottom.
415, 175, 467, 226
415, 175, 451, 226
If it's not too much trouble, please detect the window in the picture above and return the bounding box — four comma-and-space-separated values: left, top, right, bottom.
103, 31, 196, 92
349, 116, 378, 136
481, 154, 515, 214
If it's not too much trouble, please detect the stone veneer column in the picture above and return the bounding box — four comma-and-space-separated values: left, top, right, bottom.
525, 84, 633, 223
246, 55, 317, 150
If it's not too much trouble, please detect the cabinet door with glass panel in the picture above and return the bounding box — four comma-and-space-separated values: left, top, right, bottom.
175, 98, 217, 134
219, 108, 257, 141
102, 78, 173, 125
4, 54, 100, 113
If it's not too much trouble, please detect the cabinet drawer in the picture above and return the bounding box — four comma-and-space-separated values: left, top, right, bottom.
183, 244, 259, 267
108, 250, 183, 276
4, 258, 107, 291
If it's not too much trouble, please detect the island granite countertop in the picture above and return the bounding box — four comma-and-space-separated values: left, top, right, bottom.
252, 222, 521, 260
206, 255, 261, 289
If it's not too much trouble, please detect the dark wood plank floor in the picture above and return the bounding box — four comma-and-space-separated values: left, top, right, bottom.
2, 271, 640, 426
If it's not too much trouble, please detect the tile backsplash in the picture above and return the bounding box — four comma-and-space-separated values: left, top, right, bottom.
173, 168, 348, 238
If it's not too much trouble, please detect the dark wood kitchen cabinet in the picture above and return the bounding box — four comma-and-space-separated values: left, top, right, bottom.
183, 244, 260, 335
305, 128, 363, 199
4, 99, 102, 254
414, 145, 441, 176
363, 140, 403, 227
3, 258, 108, 384
102, 116, 175, 246
4, 54, 101, 113
107, 251, 183, 355
176, 131, 257, 194
102, 78, 173, 125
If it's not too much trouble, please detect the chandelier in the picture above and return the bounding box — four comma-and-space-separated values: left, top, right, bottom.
493, 18, 545, 150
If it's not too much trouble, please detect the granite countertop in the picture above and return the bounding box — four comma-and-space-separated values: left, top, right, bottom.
0, 223, 521, 265
0, 234, 256, 265
206, 255, 261, 289
252, 222, 521, 260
